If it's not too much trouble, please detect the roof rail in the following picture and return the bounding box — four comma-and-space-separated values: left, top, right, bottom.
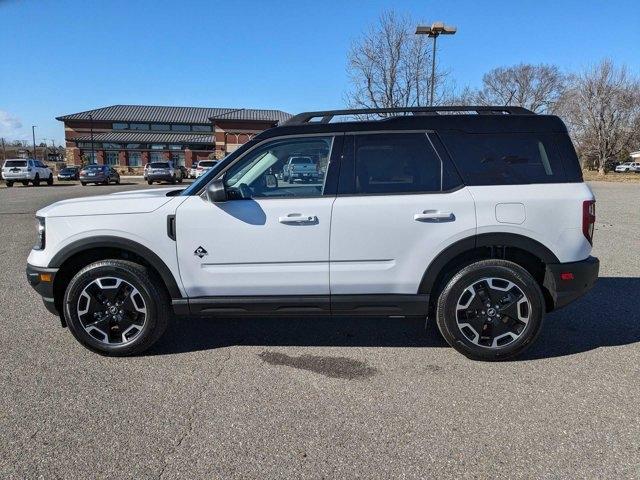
284, 106, 535, 125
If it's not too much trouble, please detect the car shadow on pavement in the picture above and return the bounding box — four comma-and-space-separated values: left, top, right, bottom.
147, 277, 640, 359
148, 315, 447, 356
520, 277, 640, 360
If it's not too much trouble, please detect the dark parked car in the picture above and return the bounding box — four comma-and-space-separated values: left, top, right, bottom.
80, 165, 120, 186
57, 166, 80, 181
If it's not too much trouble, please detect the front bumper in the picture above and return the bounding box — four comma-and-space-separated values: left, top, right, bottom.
26, 263, 59, 316
57, 175, 76, 181
543, 256, 599, 310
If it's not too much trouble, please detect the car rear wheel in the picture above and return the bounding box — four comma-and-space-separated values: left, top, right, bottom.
47, 174, 53, 185
33, 174, 40, 186
81, 182, 87, 186
435, 259, 544, 361
5, 181, 13, 187
64, 259, 170, 356
21, 181, 29, 186
148, 180, 153, 185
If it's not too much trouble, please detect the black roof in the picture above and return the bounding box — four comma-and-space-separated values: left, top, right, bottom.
71, 131, 214, 145
57, 105, 292, 124
254, 106, 568, 141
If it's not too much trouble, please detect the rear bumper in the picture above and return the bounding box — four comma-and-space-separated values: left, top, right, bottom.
148, 174, 175, 181
3, 173, 32, 180
26, 263, 59, 316
543, 256, 599, 310
80, 176, 107, 182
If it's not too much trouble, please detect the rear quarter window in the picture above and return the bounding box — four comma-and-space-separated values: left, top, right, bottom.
439, 132, 568, 185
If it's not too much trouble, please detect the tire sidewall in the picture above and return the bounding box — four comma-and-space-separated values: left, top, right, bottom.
437, 260, 544, 360
63, 261, 166, 355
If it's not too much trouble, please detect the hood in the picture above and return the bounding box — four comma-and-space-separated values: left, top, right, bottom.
37, 187, 184, 218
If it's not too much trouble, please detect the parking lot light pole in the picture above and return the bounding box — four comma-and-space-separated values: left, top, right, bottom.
415, 22, 457, 106
32, 125, 37, 161
89, 114, 95, 164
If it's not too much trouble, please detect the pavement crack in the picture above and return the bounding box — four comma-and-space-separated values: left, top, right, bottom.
157, 349, 232, 479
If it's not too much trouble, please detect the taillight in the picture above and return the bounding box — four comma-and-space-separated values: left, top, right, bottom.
582, 200, 596, 245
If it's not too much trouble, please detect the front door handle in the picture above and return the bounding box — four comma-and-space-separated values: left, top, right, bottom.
278, 213, 318, 224
414, 210, 455, 222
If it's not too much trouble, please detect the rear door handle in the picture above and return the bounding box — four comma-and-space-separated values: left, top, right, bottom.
278, 213, 318, 224
414, 210, 455, 222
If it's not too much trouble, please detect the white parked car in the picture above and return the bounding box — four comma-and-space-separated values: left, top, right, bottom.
195, 160, 218, 178
2, 158, 54, 187
189, 161, 199, 179
614, 162, 640, 172
26, 106, 599, 360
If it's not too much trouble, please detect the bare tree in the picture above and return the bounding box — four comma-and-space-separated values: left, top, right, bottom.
345, 11, 449, 113
463, 64, 567, 113
558, 59, 640, 174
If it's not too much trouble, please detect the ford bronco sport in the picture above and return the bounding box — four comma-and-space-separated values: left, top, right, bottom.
26, 106, 599, 360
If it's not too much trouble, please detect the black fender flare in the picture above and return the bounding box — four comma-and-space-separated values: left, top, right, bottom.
419, 233, 560, 294
49, 236, 183, 298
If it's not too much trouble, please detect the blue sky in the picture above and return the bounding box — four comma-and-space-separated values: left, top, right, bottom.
1, 0, 638, 144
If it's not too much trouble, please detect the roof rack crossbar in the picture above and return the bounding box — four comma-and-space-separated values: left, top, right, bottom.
284, 106, 535, 125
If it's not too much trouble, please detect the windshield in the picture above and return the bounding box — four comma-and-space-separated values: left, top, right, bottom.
4, 160, 27, 167
149, 162, 169, 168
61, 168, 76, 173
84, 165, 104, 170
199, 161, 216, 167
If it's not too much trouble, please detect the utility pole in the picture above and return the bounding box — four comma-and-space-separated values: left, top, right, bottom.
32, 125, 37, 161
1, 137, 6, 162
415, 22, 457, 106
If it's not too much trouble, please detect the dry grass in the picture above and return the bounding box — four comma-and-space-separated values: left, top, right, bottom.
582, 170, 640, 182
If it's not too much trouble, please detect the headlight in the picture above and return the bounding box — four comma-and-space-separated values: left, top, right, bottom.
35, 216, 46, 250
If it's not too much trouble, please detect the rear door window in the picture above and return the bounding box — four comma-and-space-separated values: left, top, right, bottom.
342, 133, 443, 195
439, 132, 567, 185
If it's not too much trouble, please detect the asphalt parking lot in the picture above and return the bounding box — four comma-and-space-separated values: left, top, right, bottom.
0, 180, 638, 479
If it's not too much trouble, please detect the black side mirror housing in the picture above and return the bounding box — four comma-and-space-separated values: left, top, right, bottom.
206, 178, 227, 203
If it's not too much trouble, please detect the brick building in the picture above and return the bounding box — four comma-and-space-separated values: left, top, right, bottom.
56, 105, 292, 170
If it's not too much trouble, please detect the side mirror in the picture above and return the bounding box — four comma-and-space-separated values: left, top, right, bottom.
206, 178, 227, 203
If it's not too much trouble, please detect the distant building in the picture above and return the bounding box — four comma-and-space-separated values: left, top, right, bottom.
56, 105, 292, 169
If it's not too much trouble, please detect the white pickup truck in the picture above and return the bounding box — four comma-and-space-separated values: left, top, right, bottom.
282, 156, 319, 183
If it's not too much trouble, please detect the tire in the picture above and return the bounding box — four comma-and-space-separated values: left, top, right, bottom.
116, 177, 120, 184
148, 180, 153, 185
81, 182, 87, 186
21, 181, 29, 186
103, 177, 109, 185
5, 181, 13, 187
47, 174, 53, 186
33, 174, 40, 186
178, 176, 183, 184
63, 259, 170, 356
435, 259, 545, 361
171, 176, 176, 185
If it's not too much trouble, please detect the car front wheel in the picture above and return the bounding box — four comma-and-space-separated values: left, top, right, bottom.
47, 174, 54, 185
5, 181, 13, 187
435, 259, 544, 361
33, 174, 40, 186
63, 259, 170, 356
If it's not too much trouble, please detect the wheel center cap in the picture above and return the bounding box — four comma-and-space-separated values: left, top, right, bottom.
487, 308, 497, 317
108, 306, 118, 315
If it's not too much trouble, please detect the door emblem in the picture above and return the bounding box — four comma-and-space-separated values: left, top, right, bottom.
194, 246, 208, 258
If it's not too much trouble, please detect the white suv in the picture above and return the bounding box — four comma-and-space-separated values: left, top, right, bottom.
2, 158, 54, 187
614, 162, 640, 172
26, 107, 599, 360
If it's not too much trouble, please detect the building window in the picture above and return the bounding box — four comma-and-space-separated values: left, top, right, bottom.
130, 123, 150, 131
192, 125, 212, 132
150, 144, 166, 150
113, 123, 129, 130
169, 144, 182, 150
78, 142, 102, 149
150, 151, 165, 162
171, 124, 190, 132
171, 152, 185, 166
128, 152, 141, 166
105, 151, 119, 166
126, 143, 144, 149
103, 143, 121, 149
150, 124, 170, 131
